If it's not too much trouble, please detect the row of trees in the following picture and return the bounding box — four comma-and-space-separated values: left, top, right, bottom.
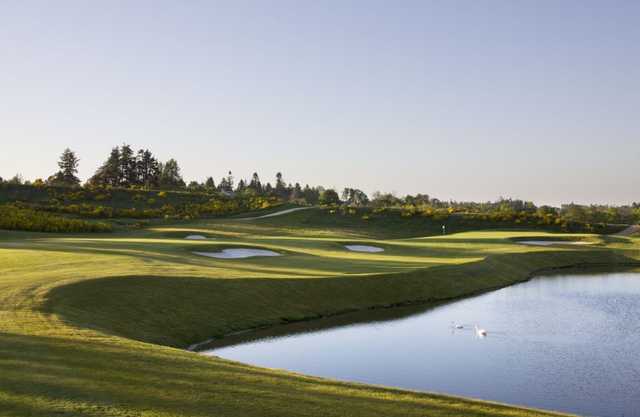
8, 147, 335, 203
89, 145, 184, 189
1, 146, 183, 189
186, 171, 334, 204
2, 147, 639, 225
355, 195, 640, 226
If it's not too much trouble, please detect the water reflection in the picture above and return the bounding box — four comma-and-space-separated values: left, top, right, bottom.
203, 271, 640, 417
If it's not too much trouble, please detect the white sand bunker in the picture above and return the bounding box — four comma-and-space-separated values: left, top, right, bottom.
344, 245, 384, 253
185, 235, 208, 240
193, 248, 281, 259
518, 240, 593, 246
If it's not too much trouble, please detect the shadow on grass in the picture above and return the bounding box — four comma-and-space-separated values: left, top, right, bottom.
42, 249, 639, 350
0, 330, 567, 417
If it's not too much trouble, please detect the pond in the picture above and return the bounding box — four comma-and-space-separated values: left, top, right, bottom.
202, 271, 640, 417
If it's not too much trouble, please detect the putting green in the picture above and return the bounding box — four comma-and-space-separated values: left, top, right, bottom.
1, 208, 638, 416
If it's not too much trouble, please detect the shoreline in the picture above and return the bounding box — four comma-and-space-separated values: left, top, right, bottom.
188, 261, 640, 352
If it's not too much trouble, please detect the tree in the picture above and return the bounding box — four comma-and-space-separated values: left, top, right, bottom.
290, 183, 303, 201
89, 147, 121, 187
187, 181, 203, 191
218, 171, 234, 193
371, 191, 401, 207
120, 144, 136, 186
136, 149, 160, 188
158, 159, 185, 188
205, 177, 216, 190
342, 188, 369, 206
319, 189, 340, 205
236, 179, 246, 193
405, 194, 430, 205
49, 148, 80, 186
249, 172, 262, 194
275, 172, 288, 199
8, 174, 24, 185
301, 185, 321, 205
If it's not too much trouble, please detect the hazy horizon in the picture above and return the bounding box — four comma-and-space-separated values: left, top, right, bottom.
2, 1, 638, 206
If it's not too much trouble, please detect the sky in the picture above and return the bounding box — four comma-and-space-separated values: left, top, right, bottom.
1, 0, 638, 206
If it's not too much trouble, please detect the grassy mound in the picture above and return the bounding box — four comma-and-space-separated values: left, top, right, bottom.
45, 251, 634, 348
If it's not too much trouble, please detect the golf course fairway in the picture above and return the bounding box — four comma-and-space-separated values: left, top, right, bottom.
1, 208, 639, 417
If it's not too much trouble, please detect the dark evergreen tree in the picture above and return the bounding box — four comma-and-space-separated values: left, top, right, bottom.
51, 148, 81, 186
236, 179, 246, 193
275, 172, 287, 198
205, 177, 215, 190
302, 184, 314, 204
119, 144, 136, 186
89, 147, 121, 187
187, 181, 203, 191
102, 147, 122, 186
290, 183, 303, 201
249, 172, 262, 194
136, 149, 160, 188
218, 171, 234, 193
158, 159, 185, 188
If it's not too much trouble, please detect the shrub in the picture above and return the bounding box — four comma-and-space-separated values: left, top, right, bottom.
0, 205, 112, 233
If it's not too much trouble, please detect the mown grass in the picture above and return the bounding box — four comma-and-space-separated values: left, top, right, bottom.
1, 208, 639, 416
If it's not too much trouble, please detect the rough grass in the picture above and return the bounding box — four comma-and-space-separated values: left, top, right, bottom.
1, 208, 639, 416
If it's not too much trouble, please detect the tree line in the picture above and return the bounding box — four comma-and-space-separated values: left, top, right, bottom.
1, 146, 336, 204
2, 146, 639, 225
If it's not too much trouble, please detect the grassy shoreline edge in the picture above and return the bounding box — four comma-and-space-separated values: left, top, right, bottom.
46, 249, 639, 351
187, 259, 640, 351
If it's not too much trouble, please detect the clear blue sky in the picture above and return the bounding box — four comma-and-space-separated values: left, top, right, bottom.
1, 0, 638, 206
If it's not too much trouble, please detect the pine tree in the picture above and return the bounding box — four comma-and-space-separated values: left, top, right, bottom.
158, 158, 185, 188
89, 147, 121, 186
236, 179, 246, 193
59, 148, 81, 185
249, 172, 262, 194
219, 171, 234, 193
136, 149, 159, 188
119, 144, 136, 187
291, 183, 302, 201
205, 177, 215, 190
275, 172, 288, 199
50, 148, 80, 186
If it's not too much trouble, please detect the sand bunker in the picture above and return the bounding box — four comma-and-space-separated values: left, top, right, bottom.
518, 240, 592, 246
185, 235, 208, 240
193, 248, 281, 259
344, 245, 384, 253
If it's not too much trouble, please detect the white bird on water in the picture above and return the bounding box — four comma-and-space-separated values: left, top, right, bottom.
475, 325, 487, 337
451, 322, 464, 329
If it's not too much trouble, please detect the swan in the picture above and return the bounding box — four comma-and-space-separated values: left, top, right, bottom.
475, 325, 487, 337
451, 322, 464, 329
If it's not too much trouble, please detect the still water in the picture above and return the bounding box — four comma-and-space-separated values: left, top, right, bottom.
203, 272, 640, 417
